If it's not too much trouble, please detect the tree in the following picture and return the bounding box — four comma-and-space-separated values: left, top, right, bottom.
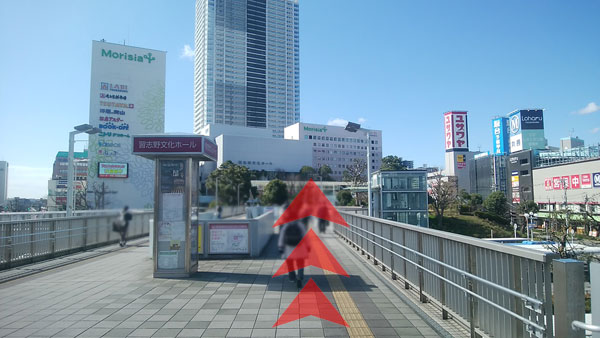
206, 161, 253, 206
299, 166, 316, 180
428, 173, 456, 227
261, 179, 288, 205
342, 159, 367, 186
381, 155, 407, 171
469, 194, 483, 211
343, 159, 368, 206
483, 191, 508, 217
517, 200, 539, 215
318, 165, 333, 181
336, 190, 353, 206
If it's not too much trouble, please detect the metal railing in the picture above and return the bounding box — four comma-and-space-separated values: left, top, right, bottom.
0, 210, 121, 222
0, 210, 152, 270
335, 211, 556, 338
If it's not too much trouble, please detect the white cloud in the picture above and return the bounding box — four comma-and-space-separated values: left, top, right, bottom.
358, 117, 367, 124
7, 165, 52, 199
573, 102, 600, 115
327, 118, 348, 127
592, 127, 600, 134
180, 44, 194, 60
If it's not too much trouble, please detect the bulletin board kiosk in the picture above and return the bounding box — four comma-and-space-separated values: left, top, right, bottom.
132, 134, 217, 278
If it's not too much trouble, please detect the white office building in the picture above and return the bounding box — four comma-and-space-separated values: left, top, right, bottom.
194, 0, 300, 138
215, 134, 311, 172
0, 161, 8, 206
284, 123, 382, 180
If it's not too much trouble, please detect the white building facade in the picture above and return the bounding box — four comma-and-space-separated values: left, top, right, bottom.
215, 134, 311, 172
284, 123, 382, 180
194, 0, 299, 138
87, 40, 166, 209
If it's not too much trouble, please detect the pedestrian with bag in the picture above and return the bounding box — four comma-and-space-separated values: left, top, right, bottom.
278, 218, 307, 288
112, 206, 132, 247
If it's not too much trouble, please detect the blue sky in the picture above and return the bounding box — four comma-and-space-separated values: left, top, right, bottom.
1, 0, 599, 198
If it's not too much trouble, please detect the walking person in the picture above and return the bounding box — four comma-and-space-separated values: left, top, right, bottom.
278, 218, 307, 288
117, 206, 132, 247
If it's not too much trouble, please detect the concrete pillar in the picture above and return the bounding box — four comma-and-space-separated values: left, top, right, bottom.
554, 259, 585, 338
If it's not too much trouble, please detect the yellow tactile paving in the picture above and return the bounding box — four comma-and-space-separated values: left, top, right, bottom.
318, 242, 375, 338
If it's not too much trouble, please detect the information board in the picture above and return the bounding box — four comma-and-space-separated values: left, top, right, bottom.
209, 224, 249, 254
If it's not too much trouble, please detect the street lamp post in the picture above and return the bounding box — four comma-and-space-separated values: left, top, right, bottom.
345, 122, 372, 217
67, 124, 100, 217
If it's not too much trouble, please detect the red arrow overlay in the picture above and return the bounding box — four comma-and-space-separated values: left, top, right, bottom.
273, 278, 348, 327
273, 179, 348, 228
273, 229, 349, 277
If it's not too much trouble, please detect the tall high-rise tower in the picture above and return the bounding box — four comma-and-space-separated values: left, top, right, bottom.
194, 0, 300, 138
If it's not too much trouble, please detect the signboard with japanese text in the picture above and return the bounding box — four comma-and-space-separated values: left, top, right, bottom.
209, 223, 249, 254
492, 117, 509, 155
544, 178, 553, 191
98, 162, 128, 178
87, 40, 166, 209
553, 176, 561, 190
132, 135, 217, 161
581, 174, 592, 189
444, 111, 469, 151
570, 175, 581, 189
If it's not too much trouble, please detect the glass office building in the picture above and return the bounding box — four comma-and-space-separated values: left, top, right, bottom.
371, 170, 429, 227
194, 0, 300, 138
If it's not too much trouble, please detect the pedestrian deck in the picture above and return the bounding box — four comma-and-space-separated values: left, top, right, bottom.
0, 227, 456, 338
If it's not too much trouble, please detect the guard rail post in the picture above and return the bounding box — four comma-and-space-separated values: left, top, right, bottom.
29, 222, 34, 262
402, 228, 409, 289
554, 259, 585, 338
439, 239, 449, 320
50, 221, 56, 257
418, 232, 427, 303
467, 245, 478, 338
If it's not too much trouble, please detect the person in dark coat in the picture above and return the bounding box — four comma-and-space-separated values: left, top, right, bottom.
278, 219, 307, 288
119, 206, 132, 247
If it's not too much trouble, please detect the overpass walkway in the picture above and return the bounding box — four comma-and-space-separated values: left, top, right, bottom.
0, 226, 462, 338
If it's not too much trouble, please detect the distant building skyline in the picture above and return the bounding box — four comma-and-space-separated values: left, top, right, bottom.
194, 0, 300, 138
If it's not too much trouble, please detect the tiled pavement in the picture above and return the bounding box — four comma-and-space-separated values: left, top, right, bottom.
0, 226, 454, 337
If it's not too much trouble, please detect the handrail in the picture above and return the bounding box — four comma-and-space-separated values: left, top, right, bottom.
340, 224, 547, 334
351, 224, 544, 308
572, 321, 600, 332
338, 210, 549, 262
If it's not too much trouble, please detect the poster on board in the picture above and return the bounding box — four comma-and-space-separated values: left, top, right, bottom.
209, 224, 249, 254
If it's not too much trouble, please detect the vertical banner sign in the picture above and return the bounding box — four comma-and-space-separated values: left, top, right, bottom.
87, 40, 166, 209
581, 174, 592, 189
444, 111, 469, 150
444, 113, 453, 150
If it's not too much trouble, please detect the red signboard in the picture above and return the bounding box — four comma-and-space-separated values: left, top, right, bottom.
581, 174, 592, 189
552, 176, 561, 190
570, 175, 581, 189
544, 178, 553, 191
